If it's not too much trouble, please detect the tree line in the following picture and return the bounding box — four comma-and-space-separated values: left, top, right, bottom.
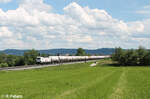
112, 46, 150, 66
0, 49, 39, 67
0, 48, 88, 67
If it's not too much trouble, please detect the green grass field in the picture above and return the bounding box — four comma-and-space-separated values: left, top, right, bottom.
1, 59, 150, 99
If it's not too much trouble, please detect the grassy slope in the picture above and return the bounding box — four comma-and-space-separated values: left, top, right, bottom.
0, 60, 150, 99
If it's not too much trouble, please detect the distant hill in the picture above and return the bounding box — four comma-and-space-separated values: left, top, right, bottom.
0, 48, 115, 56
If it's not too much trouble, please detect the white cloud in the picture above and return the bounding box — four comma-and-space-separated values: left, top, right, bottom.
0, 2, 149, 49
128, 21, 144, 33
20, 0, 52, 13
144, 5, 150, 9
136, 5, 150, 15
0, 0, 11, 3
65, 34, 93, 43
0, 27, 12, 37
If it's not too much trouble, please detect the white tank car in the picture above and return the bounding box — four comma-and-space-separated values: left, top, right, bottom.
59, 56, 67, 62
50, 56, 60, 63
36, 55, 110, 64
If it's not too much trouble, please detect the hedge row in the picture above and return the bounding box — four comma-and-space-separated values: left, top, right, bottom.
112, 47, 150, 66
0, 49, 39, 67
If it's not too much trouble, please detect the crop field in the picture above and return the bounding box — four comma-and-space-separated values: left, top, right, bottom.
0, 59, 150, 99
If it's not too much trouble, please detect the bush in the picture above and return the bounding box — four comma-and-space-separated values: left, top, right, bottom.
136, 46, 146, 65
0, 63, 8, 67
124, 50, 139, 65
112, 47, 125, 64
6, 55, 16, 67
15, 56, 25, 66
0, 49, 39, 67
112, 46, 150, 66
24, 49, 39, 65
143, 50, 150, 65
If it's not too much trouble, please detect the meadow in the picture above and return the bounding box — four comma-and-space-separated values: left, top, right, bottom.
0, 59, 150, 99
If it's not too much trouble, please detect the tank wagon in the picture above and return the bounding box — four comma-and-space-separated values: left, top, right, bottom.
36, 56, 110, 64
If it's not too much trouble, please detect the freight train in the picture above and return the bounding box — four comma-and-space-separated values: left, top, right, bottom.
36, 56, 110, 64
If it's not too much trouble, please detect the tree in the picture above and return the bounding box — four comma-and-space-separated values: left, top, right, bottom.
6, 55, 16, 67
76, 48, 86, 56
15, 56, 25, 66
112, 46, 150, 66
0, 53, 7, 63
112, 47, 124, 62
137, 46, 147, 65
24, 49, 39, 65
143, 50, 150, 65
124, 49, 138, 66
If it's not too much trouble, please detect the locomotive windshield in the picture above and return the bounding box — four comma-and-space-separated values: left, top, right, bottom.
36, 58, 41, 60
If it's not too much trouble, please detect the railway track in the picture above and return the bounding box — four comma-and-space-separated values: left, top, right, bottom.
0, 60, 98, 71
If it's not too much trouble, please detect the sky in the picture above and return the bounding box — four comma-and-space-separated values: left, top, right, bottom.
0, 0, 150, 50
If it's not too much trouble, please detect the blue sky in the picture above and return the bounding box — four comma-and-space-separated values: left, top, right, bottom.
46, 0, 150, 21
1, 0, 150, 21
0, 0, 150, 49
